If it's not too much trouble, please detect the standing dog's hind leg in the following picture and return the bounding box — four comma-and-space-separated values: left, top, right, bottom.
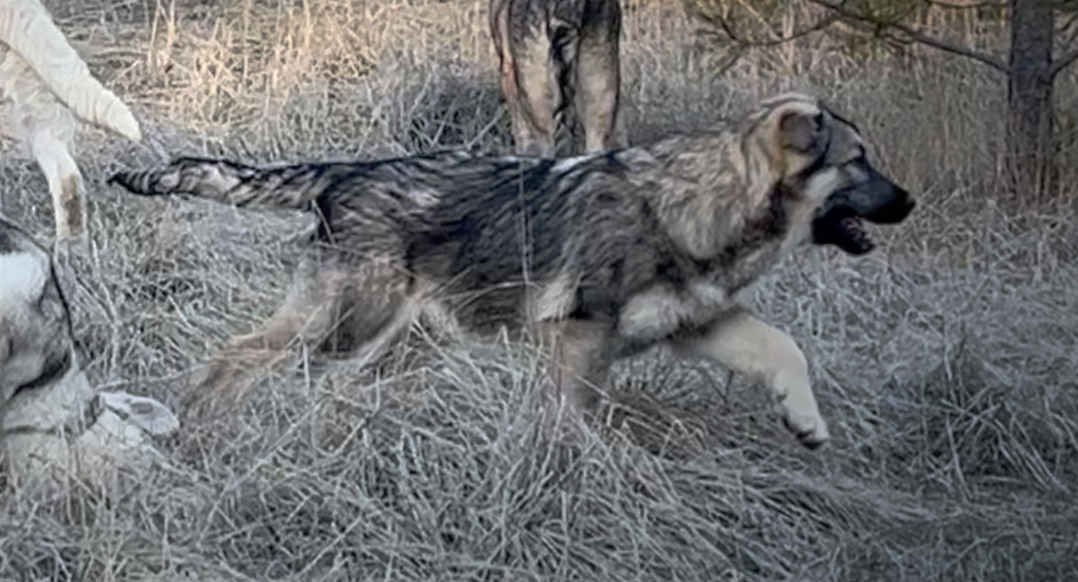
30, 126, 85, 244
504, 29, 560, 157
30, 126, 86, 305
573, 10, 622, 153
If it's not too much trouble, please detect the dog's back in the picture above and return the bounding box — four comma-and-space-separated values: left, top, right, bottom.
109, 149, 680, 335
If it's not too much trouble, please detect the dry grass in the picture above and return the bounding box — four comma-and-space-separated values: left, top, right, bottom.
1, 0, 1077, 580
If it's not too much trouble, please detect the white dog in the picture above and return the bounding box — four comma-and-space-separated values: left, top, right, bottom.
0, 0, 142, 243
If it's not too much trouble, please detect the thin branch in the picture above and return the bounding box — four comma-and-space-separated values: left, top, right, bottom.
925, 0, 1007, 9
1060, 10, 1078, 45
1056, 8, 1078, 72
686, 2, 840, 48
807, 0, 1009, 73
1050, 46, 1078, 77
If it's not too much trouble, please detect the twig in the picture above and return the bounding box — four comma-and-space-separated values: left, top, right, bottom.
807, 0, 1009, 73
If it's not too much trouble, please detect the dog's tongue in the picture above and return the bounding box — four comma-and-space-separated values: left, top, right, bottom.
839, 216, 874, 254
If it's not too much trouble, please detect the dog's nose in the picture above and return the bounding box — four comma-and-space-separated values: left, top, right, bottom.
903, 197, 916, 214
896, 194, 914, 214
865, 187, 916, 224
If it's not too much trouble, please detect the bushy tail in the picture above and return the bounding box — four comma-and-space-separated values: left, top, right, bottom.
108, 156, 337, 212
0, 0, 141, 142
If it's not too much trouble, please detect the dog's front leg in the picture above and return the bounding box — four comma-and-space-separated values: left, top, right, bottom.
671, 309, 830, 449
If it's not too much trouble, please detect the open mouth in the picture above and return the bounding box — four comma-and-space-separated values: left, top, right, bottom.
808, 166, 914, 256
813, 208, 875, 255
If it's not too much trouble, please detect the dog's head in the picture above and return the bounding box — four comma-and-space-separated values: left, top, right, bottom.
0, 217, 76, 403
0, 216, 180, 485
756, 93, 916, 255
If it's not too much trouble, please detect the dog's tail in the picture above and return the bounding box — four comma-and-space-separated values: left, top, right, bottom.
108, 157, 336, 212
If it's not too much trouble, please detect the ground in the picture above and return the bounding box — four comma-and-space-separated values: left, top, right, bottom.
0, 1, 1076, 580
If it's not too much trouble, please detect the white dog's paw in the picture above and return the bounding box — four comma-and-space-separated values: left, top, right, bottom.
95, 391, 180, 436
782, 410, 830, 450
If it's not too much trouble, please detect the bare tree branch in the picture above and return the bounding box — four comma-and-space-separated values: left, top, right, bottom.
686, 4, 840, 48
1058, 10, 1078, 51
807, 0, 1009, 73
926, 0, 1006, 9
1050, 46, 1078, 76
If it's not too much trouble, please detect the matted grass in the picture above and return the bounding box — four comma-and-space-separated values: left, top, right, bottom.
0, 1, 1076, 580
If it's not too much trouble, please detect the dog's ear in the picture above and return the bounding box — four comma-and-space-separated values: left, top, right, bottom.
779, 110, 825, 152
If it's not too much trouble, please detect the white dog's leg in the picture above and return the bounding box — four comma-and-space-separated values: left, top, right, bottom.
28, 124, 84, 242
0, 0, 141, 141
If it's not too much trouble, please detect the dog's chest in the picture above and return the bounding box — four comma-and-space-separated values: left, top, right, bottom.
614, 277, 733, 342
611, 232, 788, 342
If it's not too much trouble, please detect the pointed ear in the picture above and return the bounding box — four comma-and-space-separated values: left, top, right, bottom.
779, 110, 824, 152
96, 391, 180, 436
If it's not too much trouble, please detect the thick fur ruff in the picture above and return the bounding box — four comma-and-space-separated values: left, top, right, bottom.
0, 215, 177, 487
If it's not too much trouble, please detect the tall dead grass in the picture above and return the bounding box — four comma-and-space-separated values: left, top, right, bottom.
0, 0, 1076, 580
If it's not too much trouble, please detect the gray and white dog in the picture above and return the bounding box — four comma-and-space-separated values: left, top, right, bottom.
0, 215, 176, 485
109, 92, 915, 449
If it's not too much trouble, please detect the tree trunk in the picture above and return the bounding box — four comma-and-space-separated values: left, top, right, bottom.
1007, 0, 1055, 202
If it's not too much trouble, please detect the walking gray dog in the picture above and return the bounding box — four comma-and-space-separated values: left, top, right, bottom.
109, 93, 915, 449
490, 0, 623, 157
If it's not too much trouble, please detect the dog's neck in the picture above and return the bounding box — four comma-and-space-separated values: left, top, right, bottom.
632, 131, 785, 262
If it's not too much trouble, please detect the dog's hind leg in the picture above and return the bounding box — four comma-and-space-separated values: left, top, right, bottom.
340, 291, 423, 369
539, 318, 614, 416
181, 263, 354, 415
29, 123, 86, 305
31, 130, 84, 244
501, 32, 560, 156
671, 308, 831, 449
573, 8, 622, 153
182, 258, 425, 416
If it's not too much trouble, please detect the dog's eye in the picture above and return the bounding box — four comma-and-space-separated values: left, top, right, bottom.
814, 112, 825, 129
